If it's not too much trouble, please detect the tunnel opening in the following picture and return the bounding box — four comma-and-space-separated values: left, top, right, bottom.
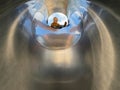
47, 12, 68, 27
20, 0, 88, 50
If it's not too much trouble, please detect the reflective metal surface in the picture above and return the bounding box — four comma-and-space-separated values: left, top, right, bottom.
0, 0, 120, 90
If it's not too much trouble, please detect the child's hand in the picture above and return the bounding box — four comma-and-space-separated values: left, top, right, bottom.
64, 22, 67, 27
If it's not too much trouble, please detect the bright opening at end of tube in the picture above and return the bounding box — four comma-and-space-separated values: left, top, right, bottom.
34, 12, 81, 50
48, 12, 68, 26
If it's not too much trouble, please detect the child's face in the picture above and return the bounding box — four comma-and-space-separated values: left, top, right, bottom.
53, 17, 58, 23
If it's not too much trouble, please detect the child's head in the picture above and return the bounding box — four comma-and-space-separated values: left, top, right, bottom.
53, 17, 58, 23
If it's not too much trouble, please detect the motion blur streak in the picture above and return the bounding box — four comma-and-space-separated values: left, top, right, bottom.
92, 2, 120, 21
88, 8, 115, 90
5, 8, 28, 62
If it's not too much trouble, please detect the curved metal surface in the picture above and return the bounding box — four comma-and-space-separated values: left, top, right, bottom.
0, 0, 120, 90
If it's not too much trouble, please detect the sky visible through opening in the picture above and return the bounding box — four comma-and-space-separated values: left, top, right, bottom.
24, 0, 89, 35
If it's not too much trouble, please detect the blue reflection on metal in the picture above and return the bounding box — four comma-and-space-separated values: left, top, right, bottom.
22, 0, 90, 49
